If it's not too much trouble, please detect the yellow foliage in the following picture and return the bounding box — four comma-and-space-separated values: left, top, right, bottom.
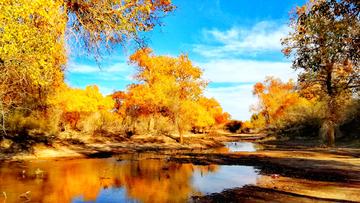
242, 121, 253, 129
251, 77, 314, 128
0, 0, 67, 109
0, 0, 176, 135
49, 85, 114, 113
48, 84, 115, 130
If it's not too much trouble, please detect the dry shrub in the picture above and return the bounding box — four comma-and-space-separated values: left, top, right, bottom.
133, 117, 150, 135
153, 116, 176, 135
266, 102, 325, 139
0, 138, 13, 149
100, 112, 123, 131
77, 112, 102, 134
66, 110, 123, 134
6, 109, 60, 136
120, 114, 178, 136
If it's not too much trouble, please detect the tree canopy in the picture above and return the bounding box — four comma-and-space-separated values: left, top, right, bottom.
0, 0, 176, 133
281, 0, 360, 146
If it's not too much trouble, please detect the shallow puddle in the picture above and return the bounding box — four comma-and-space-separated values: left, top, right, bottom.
225, 142, 263, 152
0, 154, 260, 203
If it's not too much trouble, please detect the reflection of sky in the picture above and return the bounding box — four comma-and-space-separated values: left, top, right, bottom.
226, 142, 257, 152
192, 166, 260, 194
70, 165, 260, 202
71, 187, 137, 203
64, 156, 260, 202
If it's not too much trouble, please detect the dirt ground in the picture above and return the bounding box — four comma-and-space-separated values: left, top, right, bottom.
187, 133, 360, 202
2, 131, 360, 202
0, 131, 228, 160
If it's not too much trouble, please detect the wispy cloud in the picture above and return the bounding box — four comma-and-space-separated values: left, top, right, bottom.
69, 62, 131, 73
68, 64, 99, 73
67, 62, 135, 82
193, 21, 289, 58
198, 59, 296, 83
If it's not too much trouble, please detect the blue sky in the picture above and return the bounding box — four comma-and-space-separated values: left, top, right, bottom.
66, 0, 307, 121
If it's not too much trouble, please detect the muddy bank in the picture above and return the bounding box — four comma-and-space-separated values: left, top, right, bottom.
180, 134, 360, 202
0, 131, 230, 161
191, 185, 358, 203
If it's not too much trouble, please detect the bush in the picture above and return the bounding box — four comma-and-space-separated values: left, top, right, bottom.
338, 99, 360, 139
225, 120, 242, 133
6, 109, 60, 136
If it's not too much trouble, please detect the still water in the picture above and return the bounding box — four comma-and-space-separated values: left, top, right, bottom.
0, 146, 261, 203
225, 142, 263, 152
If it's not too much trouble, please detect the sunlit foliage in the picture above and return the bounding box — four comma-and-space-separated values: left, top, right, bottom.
0, 0, 67, 113
107, 48, 229, 142
48, 84, 115, 130
49, 85, 114, 113
251, 77, 313, 129
0, 0, 175, 135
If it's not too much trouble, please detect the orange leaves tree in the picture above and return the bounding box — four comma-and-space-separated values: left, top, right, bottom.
0, 0, 175, 134
48, 85, 115, 130
281, 0, 360, 146
251, 77, 312, 129
195, 97, 230, 128
128, 48, 211, 143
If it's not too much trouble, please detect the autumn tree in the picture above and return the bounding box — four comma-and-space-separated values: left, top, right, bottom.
282, 0, 360, 146
0, 0, 175, 134
196, 97, 230, 128
63, 0, 176, 59
129, 48, 209, 144
0, 0, 67, 113
240, 121, 253, 133
48, 85, 115, 130
110, 91, 127, 113
251, 77, 312, 128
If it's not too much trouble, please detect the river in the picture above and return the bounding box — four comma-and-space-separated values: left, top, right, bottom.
0, 143, 262, 203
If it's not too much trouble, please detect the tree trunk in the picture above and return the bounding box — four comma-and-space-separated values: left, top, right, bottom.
175, 116, 183, 144
328, 123, 335, 147
321, 120, 335, 147
178, 124, 183, 145
148, 116, 154, 132
324, 64, 335, 147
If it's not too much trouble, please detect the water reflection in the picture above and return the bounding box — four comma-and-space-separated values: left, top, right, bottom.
193, 166, 259, 194
0, 154, 259, 203
224, 142, 263, 152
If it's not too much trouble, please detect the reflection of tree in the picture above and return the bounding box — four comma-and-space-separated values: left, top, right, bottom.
195, 165, 219, 177
119, 160, 201, 202
0, 157, 221, 203
253, 144, 264, 150
0, 159, 117, 202
211, 147, 230, 154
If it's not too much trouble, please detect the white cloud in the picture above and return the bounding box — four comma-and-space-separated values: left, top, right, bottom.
69, 62, 131, 73
200, 59, 299, 121
68, 64, 99, 73
67, 62, 135, 82
205, 85, 257, 121
194, 21, 290, 57
198, 59, 297, 83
